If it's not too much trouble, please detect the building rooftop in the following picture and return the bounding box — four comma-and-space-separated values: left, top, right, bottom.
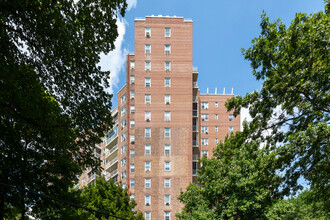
135, 15, 192, 22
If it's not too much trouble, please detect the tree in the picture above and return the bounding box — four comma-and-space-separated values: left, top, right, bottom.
226, 3, 329, 202
34, 178, 144, 220
0, 0, 127, 219
177, 130, 283, 219
178, 3, 329, 219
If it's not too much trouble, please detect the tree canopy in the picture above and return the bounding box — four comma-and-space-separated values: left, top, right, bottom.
0, 0, 127, 219
178, 3, 329, 219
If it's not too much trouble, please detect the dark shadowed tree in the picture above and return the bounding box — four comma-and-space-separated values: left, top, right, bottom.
0, 0, 127, 219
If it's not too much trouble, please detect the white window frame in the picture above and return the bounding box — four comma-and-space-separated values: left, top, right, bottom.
201, 114, 208, 121
165, 144, 171, 156
130, 179, 135, 187
121, 94, 126, 104
229, 114, 233, 121
145, 195, 151, 206
165, 111, 171, 121
165, 61, 171, 71
164, 161, 171, 171
145, 161, 151, 171
164, 212, 171, 220
121, 145, 126, 154
145, 77, 151, 87
145, 144, 151, 155
165, 77, 171, 87
215, 102, 218, 108
121, 106, 126, 117
165, 44, 171, 54
130, 105, 135, 113
215, 114, 219, 120
165, 27, 171, 37
145, 94, 151, 104
145, 127, 151, 138
145, 178, 151, 188
202, 138, 209, 146
130, 75, 135, 84
229, 126, 233, 133
164, 178, 171, 188
130, 90, 135, 99
130, 164, 135, 173
164, 194, 171, 206
130, 194, 135, 201
130, 61, 135, 69
130, 120, 135, 129
201, 126, 208, 134
145, 44, 151, 54
121, 170, 126, 180
121, 158, 126, 167
121, 132, 126, 142
164, 128, 171, 138
145, 111, 151, 121
201, 102, 209, 109
145, 212, 151, 220
215, 126, 218, 132
130, 149, 135, 158
145, 60, 151, 71
202, 150, 208, 157
145, 27, 151, 37
130, 134, 135, 144
165, 94, 171, 104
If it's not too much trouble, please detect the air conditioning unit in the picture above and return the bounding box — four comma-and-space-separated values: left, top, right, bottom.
145, 168, 151, 172
146, 203, 150, 206
202, 119, 205, 121
165, 203, 170, 206
131, 97, 134, 100
166, 102, 170, 105
146, 33, 150, 38
131, 141, 135, 144
146, 84, 150, 87
165, 68, 170, 71
165, 51, 170, 55
206, 132, 208, 134
146, 119, 150, 122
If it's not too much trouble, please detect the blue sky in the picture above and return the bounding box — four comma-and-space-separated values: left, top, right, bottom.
101, 0, 326, 109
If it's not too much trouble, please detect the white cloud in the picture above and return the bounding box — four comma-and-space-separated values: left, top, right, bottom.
127, 0, 137, 11
99, 18, 127, 94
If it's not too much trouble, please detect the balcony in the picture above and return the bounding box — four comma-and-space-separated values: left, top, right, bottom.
192, 169, 197, 176
110, 169, 118, 178
193, 140, 198, 147
105, 157, 118, 170
193, 82, 198, 88
193, 154, 199, 161
88, 173, 98, 183
193, 125, 198, 132
193, 110, 198, 117
94, 152, 101, 158
105, 145, 118, 158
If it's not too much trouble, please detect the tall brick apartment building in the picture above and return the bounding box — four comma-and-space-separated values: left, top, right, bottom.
79, 16, 240, 220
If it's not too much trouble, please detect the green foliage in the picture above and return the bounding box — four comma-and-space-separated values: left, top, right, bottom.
226, 5, 329, 204
34, 178, 143, 220
177, 130, 283, 219
0, 0, 127, 218
266, 189, 330, 219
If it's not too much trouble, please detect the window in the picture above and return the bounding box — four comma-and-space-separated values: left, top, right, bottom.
215, 126, 218, 132
145, 111, 151, 121
229, 126, 233, 133
165, 94, 171, 104
145, 94, 151, 104
201, 102, 209, 109
121, 170, 126, 180
229, 114, 233, 121
145, 77, 151, 87
130, 105, 135, 113
145, 212, 151, 220
215, 102, 218, 108
82, 177, 86, 184
122, 183, 126, 189
145, 144, 151, 155
121, 94, 126, 104
130, 61, 135, 69
145, 44, 151, 54
121, 132, 126, 142
201, 126, 208, 134
130, 164, 135, 173
130, 120, 135, 128
202, 138, 209, 146
164, 128, 171, 138
121, 106, 126, 117
130, 90, 135, 99
202, 150, 208, 157
164, 212, 171, 220
130, 134, 135, 144
130, 149, 135, 158
121, 158, 126, 167
121, 119, 126, 129
164, 161, 171, 171
130, 194, 135, 201
145, 127, 151, 138
145, 178, 151, 188
165, 44, 171, 54
165, 111, 171, 121
164, 178, 171, 188
165, 27, 171, 37
121, 145, 126, 154
130, 179, 135, 188
215, 114, 218, 120
145, 27, 151, 37
130, 75, 135, 84
145, 61, 151, 70
145, 195, 151, 206
215, 138, 219, 144
145, 161, 151, 171
165, 144, 171, 156
165, 61, 171, 71
164, 194, 171, 206
201, 114, 208, 121
165, 78, 171, 87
